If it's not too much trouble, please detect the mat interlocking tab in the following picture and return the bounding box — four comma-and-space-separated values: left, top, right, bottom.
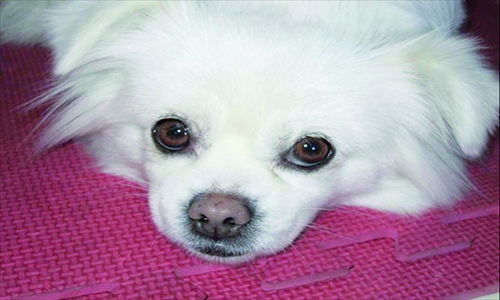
1, 1, 499, 298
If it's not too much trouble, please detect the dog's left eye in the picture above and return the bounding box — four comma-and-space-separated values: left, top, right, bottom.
286, 137, 334, 169
152, 118, 190, 152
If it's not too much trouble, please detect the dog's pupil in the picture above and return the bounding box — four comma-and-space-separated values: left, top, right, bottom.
160, 121, 188, 143
302, 141, 318, 155
164, 125, 188, 146
300, 138, 325, 158
169, 127, 186, 139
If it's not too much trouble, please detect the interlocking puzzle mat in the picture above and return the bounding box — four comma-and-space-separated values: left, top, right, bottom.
1, 2, 498, 299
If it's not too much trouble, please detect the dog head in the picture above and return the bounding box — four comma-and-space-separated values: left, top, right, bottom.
37, 3, 499, 263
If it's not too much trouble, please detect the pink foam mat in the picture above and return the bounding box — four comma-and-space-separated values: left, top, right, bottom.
1, 2, 499, 299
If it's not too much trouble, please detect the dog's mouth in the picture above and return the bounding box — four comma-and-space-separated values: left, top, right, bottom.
186, 230, 257, 261
188, 233, 254, 259
195, 245, 247, 258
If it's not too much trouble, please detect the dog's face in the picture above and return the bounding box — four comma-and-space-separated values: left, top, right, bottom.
103, 12, 425, 263
38, 4, 498, 263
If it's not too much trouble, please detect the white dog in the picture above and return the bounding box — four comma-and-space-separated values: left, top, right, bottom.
1, 1, 498, 263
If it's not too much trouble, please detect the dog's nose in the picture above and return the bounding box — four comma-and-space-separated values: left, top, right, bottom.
188, 193, 251, 240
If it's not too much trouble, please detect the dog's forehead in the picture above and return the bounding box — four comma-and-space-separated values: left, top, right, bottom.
173, 75, 338, 133
126, 14, 412, 152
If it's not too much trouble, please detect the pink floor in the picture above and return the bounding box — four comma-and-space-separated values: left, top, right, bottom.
1, 1, 498, 299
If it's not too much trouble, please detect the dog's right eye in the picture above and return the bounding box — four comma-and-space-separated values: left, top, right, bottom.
285, 137, 334, 169
152, 118, 190, 152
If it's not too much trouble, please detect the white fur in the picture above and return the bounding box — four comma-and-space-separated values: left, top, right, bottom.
1, 0, 498, 263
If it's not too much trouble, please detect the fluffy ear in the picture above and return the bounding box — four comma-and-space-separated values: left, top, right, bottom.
403, 33, 499, 159
0, 1, 52, 45
47, 1, 198, 76
45, 1, 164, 75
32, 64, 124, 150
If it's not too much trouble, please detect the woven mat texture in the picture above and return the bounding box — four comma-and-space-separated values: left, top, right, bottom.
1, 1, 498, 299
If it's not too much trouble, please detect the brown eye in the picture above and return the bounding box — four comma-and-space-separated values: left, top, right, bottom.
152, 118, 190, 152
286, 137, 334, 168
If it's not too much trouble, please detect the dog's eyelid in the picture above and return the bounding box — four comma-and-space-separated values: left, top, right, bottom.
155, 113, 188, 125
285, 149, 328, 167
153, 113, 200, 135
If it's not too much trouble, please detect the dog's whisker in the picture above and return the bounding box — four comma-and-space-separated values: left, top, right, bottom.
91, 180, 149, 192
306, 223, 341, 233
289, 244, 315, 273
334, 206, 385, 220
101, 192, 148, 202
301, 207, 333, 211
305, 224, 358, 242
110, 175, 150, 190
305, 224, 338, 236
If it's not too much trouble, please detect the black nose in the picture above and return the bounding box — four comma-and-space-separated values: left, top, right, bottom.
188, 193, 251, 240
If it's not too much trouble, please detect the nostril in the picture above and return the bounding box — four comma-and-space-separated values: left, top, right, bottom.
223, 217, 236, 225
